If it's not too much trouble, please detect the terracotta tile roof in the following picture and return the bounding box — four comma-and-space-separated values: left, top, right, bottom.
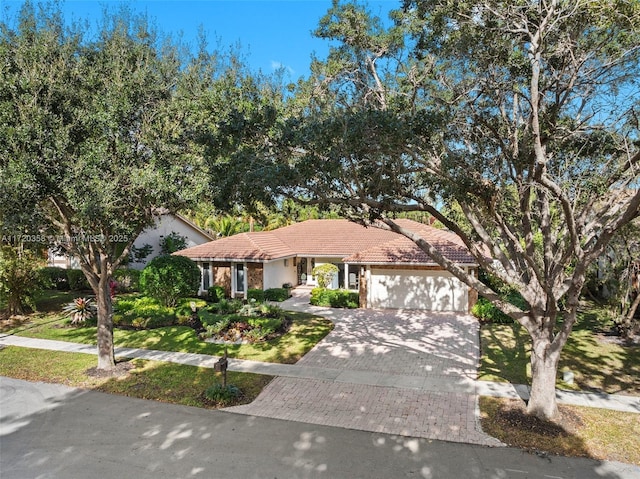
175, 218, 477, 265
271, 219, 401, 256
175, 231, 293, 261
343, 231, 476, 264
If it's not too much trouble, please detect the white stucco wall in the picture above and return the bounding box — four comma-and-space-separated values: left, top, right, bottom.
264, 258, 297, 290
130, 214, 212, 270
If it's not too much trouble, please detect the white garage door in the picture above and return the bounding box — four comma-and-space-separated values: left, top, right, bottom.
369, 269, 468, 311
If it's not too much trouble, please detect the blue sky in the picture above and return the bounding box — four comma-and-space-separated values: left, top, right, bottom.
1, 0, 398, 80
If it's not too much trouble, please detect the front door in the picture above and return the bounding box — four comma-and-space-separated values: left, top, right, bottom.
235, 263, 245, 295
297, 258, 307, 285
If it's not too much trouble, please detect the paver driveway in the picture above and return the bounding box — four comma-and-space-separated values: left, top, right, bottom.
226, 290, 502, 446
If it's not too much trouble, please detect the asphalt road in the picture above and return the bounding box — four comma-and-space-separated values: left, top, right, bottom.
1, 377, 638, 479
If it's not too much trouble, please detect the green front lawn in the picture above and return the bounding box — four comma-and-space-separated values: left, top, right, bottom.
9, 290, 333, 364
479, 302, 640, 394
0, 346, 271, 408
480, 396, 640, 466
17, 311, 332, 364
478, 302, 640, 465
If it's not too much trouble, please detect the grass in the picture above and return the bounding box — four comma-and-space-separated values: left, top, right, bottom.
0, 345, 272, 409
14, 310, 332, 364
479, 301, 640, 395
478, 301, 640, 465
7, 290, 334, 364
0, 289, 329, 412
480, 396, 640, 466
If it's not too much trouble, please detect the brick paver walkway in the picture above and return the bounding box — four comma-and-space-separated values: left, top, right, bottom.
225, 289, 503, 446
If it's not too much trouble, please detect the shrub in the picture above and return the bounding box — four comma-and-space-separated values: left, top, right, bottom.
247, 316, 283, 332
207, 285, 226, 303
40, 267, 69, 291
139, 255, 201, 307
0, 246, 48, 315
174, 298, 207, 320
112, 268, 141, 293
66, 269, 90, 291
264, 288, 289, 302
247, 289, 265, 302
198, 310, 228, 326
159, 232, 188, 255
258, 303, 284, 318
203, 317, 232, 336
210, 298, 242, 315
204, 383, 241, 406
310, 288, 359, 308
62, 297, 96, 325
243, 327, 272, 342
471, 297, 513, 324
312, 263, 339, 289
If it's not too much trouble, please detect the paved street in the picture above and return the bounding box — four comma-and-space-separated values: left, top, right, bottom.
2, 377, 639, 479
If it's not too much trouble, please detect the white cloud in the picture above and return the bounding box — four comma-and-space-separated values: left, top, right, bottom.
271, 60, 295, 75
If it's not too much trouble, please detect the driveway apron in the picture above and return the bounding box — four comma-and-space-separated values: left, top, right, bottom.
225, 289, 501, 446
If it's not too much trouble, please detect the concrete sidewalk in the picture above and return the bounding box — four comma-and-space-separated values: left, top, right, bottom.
1, 334, 638, 414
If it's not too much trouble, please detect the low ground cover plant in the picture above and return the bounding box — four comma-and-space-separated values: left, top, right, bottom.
112, 295, 206, 330
199, 300, 289, 343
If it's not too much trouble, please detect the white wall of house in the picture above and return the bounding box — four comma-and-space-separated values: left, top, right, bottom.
47, 214, 212, 270
47, 251, 80, 269
130, 214, 212, 270
264, 258, 297, 290
368, 268, 469, 312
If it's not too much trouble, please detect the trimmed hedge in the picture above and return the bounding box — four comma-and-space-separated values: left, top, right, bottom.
247, 289, 266, 302
471, 298, 512, 323
207, 285, 226, 303
140, 255, 201, 307
40, 266, 69, 290
310, 288, 359, 308
113, 268, 141, 293
471, 292, 528, 324
265, 288, 289, 302
67, 269, 91, 291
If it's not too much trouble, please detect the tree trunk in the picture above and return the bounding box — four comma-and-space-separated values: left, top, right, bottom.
8, 296, 24, 316
527, 334, 560, 420
96, 274, 115, 370
622, 292, 640, 338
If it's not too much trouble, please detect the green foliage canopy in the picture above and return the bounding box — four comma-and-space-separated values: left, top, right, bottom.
140, 254, 201, 307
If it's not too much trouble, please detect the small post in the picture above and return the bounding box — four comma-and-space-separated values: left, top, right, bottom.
214, 346, 229, 388
222, 347, 228, 388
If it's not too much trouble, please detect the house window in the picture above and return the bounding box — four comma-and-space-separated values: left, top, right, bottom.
202, 263, 210, 291
284, 259, 288, 267
235, 264, 245, 293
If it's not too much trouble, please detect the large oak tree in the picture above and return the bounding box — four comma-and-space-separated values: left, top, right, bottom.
260, 0, 639, 420
0, 3, 209, 369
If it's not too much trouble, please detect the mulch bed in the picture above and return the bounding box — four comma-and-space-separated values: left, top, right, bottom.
493, 399, 584, 438
85, 360, 135, 378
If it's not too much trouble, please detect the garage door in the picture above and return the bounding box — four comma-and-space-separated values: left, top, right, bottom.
369, 269, 468, 311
